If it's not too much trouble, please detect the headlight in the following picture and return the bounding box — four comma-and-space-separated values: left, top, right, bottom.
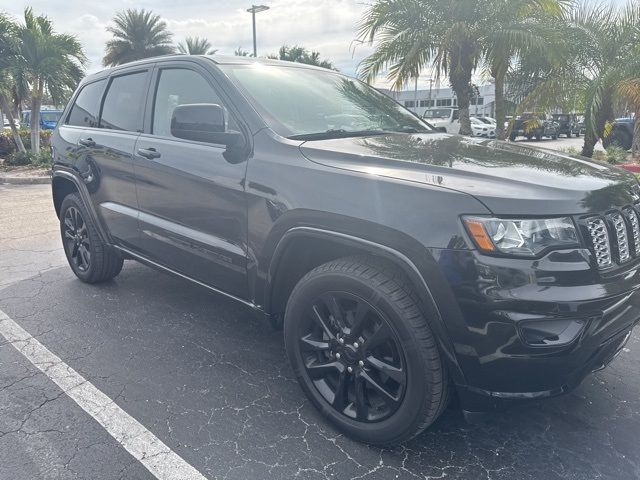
463, 216, 579, 256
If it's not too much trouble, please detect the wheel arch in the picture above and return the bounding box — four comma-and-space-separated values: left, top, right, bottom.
264, 226, 466, 385
52, 169, 111, 244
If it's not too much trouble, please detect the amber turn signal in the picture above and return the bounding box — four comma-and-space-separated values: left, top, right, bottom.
463, 219, 496, 252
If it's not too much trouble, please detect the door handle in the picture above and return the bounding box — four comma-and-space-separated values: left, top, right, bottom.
137, 147, 161, 160
78, 137, 96, 147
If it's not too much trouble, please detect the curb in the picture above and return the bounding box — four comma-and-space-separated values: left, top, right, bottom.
0, 176, 51, 185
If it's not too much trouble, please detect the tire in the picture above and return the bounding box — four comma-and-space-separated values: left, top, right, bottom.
60, 193, 123, 283
284, 256, 449, 445
552, 134, 558, 140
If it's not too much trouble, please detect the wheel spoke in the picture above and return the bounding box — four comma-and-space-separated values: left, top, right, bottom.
332, 371, 349, 411
306, 360, 343, 380
361, 370, 401, 406
64, 215, 75, 232
349, 300, 369, 337
366, 356, 406, 385
365, 322, 392, 351
311, 305, 335, 340
79, 244, 90, 267
71, 242, 79, 258
354, 375, 368, 421
300, 334, 330, 352
64, 230, 75, 241
323, 294, 347, 331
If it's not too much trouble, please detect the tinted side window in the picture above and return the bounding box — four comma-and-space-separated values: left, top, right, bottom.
152, 68, 236, 138
66, 80, 106, 127
100, 71, 148, 132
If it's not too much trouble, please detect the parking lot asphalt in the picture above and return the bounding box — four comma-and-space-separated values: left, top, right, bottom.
1, 183, 639, 480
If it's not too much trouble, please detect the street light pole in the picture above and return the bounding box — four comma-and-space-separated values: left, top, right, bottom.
246, 5, 270, 57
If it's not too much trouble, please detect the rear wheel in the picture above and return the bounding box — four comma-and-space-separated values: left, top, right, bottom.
284, 256, 449, 445
60, 193, 123, 283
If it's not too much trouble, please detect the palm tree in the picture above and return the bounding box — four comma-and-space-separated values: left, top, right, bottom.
103, 9, 175, 67
511, 2, 640, 157
358, 0, 488, 135
177, 37, 217, 55
234, 47, 252, 57
617, 78, 640, 158
484, 0, 567, 139
0, 13, 26, 154
275, 45, 335, 69
15, 8, 85, 154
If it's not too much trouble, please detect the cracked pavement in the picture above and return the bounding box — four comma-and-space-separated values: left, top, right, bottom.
0, 184, 639, 479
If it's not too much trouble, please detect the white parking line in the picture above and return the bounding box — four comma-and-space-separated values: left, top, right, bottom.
0, 309, 208, 480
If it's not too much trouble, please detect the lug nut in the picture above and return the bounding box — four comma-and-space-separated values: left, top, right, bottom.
353, 342, 359, 348
338, 338, 344, 344
358, 360, 364, 367
336, 353, 341, 359
347, 366, 353, 373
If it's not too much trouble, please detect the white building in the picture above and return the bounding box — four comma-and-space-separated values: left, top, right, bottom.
381, 83, 497, 118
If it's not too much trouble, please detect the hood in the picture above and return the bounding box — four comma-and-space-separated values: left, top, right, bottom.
299, 133, 640, 215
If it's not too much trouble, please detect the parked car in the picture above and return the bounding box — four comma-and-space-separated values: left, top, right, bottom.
422, 107, 460, 134
552, 113, 581, 137
21, 109, 63, 130
472, 116, 497, 127
509, 112, 559, 141
52, 55, 640, 446
470, 116, 495, 138
602, 118, 634, 151
2, 117, 19, 130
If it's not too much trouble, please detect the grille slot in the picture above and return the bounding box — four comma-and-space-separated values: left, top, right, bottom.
587, 218, 612, 268
609, 212, 630, 262
623, 207, 640, 255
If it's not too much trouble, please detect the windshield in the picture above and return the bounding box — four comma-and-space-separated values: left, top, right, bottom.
41, 112, 62, 123
220, 64, 431, 139
423, 109, 451, 119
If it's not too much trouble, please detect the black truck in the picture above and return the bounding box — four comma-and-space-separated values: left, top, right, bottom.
552, 113, 581, 137
51, 56, 639, 445
603, 118, 635, 150
509, 112, 559, 140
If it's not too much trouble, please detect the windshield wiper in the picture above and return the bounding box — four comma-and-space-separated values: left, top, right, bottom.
288, 129, 389, 141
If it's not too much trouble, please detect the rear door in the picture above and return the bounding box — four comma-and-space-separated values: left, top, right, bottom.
84, 68, 152, 247
131, 62, 249, 298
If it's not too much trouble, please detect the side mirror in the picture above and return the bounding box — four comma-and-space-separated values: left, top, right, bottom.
171, 103, 236, 146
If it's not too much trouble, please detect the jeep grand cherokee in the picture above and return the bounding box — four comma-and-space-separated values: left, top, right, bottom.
51, 55, 640, 445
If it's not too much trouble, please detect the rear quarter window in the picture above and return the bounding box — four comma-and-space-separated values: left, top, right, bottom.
66, 79, 106, 128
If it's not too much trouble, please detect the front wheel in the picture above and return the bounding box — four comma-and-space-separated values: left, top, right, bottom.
284, 256, 449, 445
60, 193, 124, 283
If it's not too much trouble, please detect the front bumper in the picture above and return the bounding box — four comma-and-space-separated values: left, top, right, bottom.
433, 247, 640, 412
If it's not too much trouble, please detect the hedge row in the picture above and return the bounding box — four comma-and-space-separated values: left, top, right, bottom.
0, 129, 52, 156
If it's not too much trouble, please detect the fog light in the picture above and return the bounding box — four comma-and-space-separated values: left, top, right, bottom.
519, 318, 587, 347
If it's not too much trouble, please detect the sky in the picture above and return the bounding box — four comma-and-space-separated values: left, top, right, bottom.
2, 1, 376, 77
2, 0, 629, 91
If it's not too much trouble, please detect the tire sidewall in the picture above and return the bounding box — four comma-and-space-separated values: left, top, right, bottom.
284, 270, 435, 445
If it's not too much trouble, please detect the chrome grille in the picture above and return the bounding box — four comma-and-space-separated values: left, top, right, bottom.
609, 212, 630, 262
623, 207, 640, 255
587, 218, 612, 268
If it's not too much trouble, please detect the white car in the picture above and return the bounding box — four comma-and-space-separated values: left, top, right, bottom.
422, 108, 460, 134
470, 117, 496, 138
2, 117, 20, 130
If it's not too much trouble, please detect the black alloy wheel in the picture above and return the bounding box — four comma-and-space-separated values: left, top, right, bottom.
285, 256, 450, 445
59, 193, 124, 283
63, 206, 91, 272
298, 291, 407, 423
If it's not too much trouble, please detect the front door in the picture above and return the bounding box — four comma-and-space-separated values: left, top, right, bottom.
131, 63, 249, 299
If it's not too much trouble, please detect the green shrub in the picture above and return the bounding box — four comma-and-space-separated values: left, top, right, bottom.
6, 148, 52, 167
605, 145, 629, 165
0, 129, 53, 157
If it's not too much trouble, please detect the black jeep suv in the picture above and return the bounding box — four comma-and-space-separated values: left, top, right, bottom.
51, 56, 640, 445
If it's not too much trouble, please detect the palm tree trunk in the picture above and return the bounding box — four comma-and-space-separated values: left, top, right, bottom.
449, 44, 474, 136
0, 92, 26, 154
494, 69, 506, 140
30, 80, 42, 155
633, 107, 640, 160
582, 91, 613, 158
